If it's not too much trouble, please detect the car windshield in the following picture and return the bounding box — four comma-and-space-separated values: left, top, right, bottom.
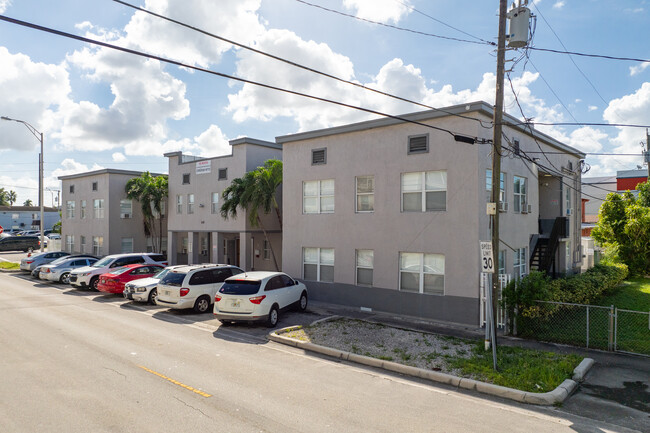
219, 280, 261, 295
153, 268, 170, 280
49, 256, 72, 265
92, 257, 114, 268
160, 272, 186, 286
108, 266, 132, 275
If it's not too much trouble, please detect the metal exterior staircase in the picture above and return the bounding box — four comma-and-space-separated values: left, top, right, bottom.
530, 217, 567, 276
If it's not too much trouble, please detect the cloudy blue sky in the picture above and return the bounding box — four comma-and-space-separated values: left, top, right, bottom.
0, 0, 649, 206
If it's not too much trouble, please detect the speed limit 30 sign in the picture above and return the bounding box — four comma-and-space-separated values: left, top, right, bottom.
480, 241, 494, 273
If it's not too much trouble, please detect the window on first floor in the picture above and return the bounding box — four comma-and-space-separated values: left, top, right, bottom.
399, 252, 444, 295
514, 247, 527, 279
401, 171, 446, 212
65, 235, 74, 252
498, 250, 506, 275
263, 240, 270, 260
121, 237, 134, 253
303, 247, 334, 282
356, 249, 373, 286
80, 236, 86, 253
92, 236, 103, 256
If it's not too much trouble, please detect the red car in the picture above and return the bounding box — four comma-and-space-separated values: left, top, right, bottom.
97, 264, 165, 294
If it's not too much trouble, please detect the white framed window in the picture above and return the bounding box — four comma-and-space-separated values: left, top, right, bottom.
487, 169, 506, 203
80, 236, 86, 253
356, 249, 373, 286
399, 252, 445, 295
93, 199, 104, 219
176, 194, 183, 214
92, 236, 104, 256
11, 213, 19, 219
565, 184, 572, 215
80, 200, 86, 219
566, 241, 571, 269
513, 176, 527, 213
121, 237, 134, 253
187, 194, 194, 214
401, 171, 447, 212
355, 176, 374, 213
211, 192, 219, 214
120, 199, 133, 218
303, 247, 334, 282
514, 247, 527, 279
263, 240, 270, 260
66, 201, 75, 219
498, 250, 506, 275
303, 180, 334, 214
65, 235, 74, 252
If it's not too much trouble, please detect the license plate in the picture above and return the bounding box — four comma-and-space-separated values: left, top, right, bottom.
163, 290, 170, 296
230, 300, 240, 308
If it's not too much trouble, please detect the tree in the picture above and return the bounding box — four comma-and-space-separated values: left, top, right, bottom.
7, 190, 17, 206
0, 188, 8, 206
221, 160, 283, 271
125, 172, 168, 254
23, 199, 33, 206
592, 182, 650, 274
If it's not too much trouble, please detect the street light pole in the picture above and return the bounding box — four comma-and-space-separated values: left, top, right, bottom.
1, 116, 45, 252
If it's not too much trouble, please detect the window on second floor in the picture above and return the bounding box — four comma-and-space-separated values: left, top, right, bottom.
120, 199, 133, 218
401, 171, 446, 212
211, 192, 219, 214
187, 194, 195, 214
356, 176, 374, 213
176, 194, 183, 214
513, 176, 527, 213
93, 199, 104, 219
303, 179, 334, 214
80, 200, 86, 219
66, 201, 75, 219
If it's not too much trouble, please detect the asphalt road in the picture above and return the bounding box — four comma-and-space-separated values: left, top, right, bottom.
0, 271, 642, 432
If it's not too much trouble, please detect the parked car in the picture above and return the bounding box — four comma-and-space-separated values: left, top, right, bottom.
214, 271, 308, 327
20, 251, 70, 271
39, 257, 99, 283
123, 265, 183, 305
96, 264, 164, 294
31, 254, 98, 279
46, 233, 61, 241
69, 253, 168, 290
0, 236, 40, 252
156, 264, 244, 313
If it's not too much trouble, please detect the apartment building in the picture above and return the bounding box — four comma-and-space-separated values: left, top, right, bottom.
59, 169, 168, 256
0, 206, 59, 232
277, 101, 584, 326
165, 137, 282, 269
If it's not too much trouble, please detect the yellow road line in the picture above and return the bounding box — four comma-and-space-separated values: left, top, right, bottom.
137, 365, 212, 398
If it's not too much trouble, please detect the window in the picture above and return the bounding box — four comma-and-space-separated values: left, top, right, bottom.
500, 173, 507, 203
211, 192, 219, 214
514, 247, 527, 279
187, 194, 195, 214
407, 134, 428, 154
513, 176, 527, 213
93, 199, 104, 219
356, 249, 373, 286
65, 235, 74, 252
303, 180, 335, 214
182, 173, 190, 184
153, 201, 165, 219
176, 195, 183, 214
263, 240, 270, 260
121, 237, 134, 253
69, 185, 74, 194
513, 139, 520, 156
66, 201, 75, 219
401, 171, 446, 212
120, 199, 133, 218
565, 184, 571, 215
486, 169, 506, 203
399, 252, 444, 295
200, 236, 208, 255
80, 236, 86, 253
566, 241, 571, 269
312, 148, 326, 165
498, 250, 506, 275
12, 213, 19, 219
356, 176, 374, 212
80, 200, 86, 219
92, 181, 98, 191
218, 168, 227, 180
303, 247, 334, 282
92, 236, 104, 256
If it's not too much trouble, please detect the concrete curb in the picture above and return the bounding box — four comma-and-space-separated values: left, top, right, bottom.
269, 325, 594, 406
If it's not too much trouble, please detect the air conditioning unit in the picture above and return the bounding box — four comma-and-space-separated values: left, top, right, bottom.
566, 208, 573, 216
498, 202, 509, 212
526, 204, 532, 214
121, 213, 131, 219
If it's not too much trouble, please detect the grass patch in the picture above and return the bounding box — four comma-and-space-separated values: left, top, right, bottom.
447, 343, 582, 393
0, 262, 19, 270
595, 277, 650, 310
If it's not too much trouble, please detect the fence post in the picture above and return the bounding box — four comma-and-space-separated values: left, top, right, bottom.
608, 305, 615, 351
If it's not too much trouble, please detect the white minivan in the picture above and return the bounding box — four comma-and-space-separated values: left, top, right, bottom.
156, 264, 244, 313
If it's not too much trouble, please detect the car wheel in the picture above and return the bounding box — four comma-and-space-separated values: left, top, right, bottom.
296, 291, 308, 311
266, 305, 279, 328
148, 288, 158, 305
90, 277, 99, 291
60, 273, 70, 284
193, 296, 211, 313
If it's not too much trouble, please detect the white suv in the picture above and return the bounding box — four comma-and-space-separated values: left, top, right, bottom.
156, 264, 244, 313
69, 253, 168, 290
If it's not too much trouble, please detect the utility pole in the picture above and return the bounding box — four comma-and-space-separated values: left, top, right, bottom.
489, 0, 509, 368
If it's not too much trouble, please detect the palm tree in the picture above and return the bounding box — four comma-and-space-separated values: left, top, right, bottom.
7, 190, 17, 206
125, 172, 168, 253
221, 160, 283, 271
23, 199, 33, 206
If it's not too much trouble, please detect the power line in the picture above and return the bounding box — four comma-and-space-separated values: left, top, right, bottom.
0, 14, 480, 143
111, 0, 491, 128
527, 46, 650, 64
507, 121, 650, 129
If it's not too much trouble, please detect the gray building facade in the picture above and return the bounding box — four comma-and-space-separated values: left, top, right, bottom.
165, 137, 282, 270
58, 169, 168, 256
277, 101, 584, 326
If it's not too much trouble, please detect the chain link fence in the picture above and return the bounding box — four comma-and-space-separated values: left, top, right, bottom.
515, 301, 650, 357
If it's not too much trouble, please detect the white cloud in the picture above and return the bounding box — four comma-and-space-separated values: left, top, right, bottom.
126, 124, 231, 158
566, 127, 608, 153
588, 105, 598, 111
630, 62, 650, 76
343, 0, 411, 23
0, 0, 10, 13
112, 152, 126, 162
50, 158, 104, 179
553, 1, 565, 9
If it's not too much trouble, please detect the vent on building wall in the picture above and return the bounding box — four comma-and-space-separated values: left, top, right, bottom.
218, 168, 228, 180
182, 173, 190, 184
408, 135, 428, 154
311, 148, 326, 165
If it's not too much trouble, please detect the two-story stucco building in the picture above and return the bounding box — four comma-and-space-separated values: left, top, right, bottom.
277, 101, 584, 326
165, 137, 282, 270
58, 169, 168, 256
